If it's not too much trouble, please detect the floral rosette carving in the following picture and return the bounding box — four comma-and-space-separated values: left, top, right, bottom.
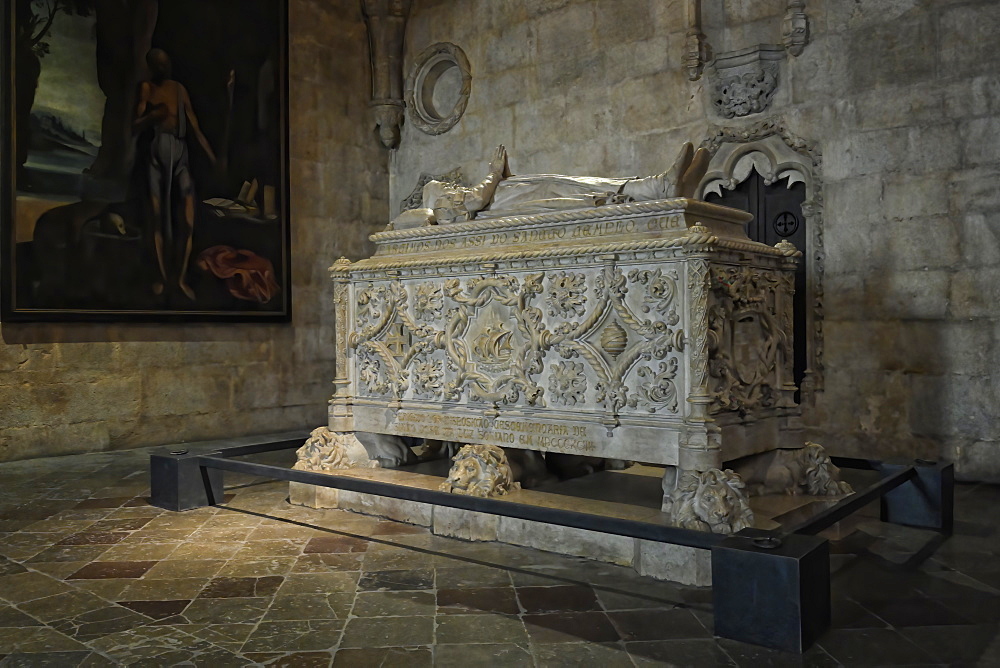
547, 271, 587, 318
549, 361, 587, 406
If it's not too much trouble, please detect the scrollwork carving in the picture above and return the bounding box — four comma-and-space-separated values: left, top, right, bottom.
628, 358, 680, 413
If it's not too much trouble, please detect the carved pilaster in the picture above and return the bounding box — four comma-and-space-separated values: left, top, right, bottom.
330, 257, 355, 431
782, 0, 809, 57
362, 0, 412, 148
683, 0, 708, 81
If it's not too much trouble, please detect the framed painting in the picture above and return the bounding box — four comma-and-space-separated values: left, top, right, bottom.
2, 0, 290, 321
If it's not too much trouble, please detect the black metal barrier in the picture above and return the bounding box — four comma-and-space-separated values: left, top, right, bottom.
149, 437, 954, 654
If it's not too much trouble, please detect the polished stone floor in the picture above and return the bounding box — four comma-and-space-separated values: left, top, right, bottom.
0, 447, 997, 667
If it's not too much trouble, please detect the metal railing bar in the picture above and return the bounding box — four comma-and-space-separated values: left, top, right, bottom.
786, 466, 918, 536
198, 455, 727, 550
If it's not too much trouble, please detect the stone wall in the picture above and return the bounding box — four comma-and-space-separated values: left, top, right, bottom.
0, 0, 389, 462
392, 0, 1000, 480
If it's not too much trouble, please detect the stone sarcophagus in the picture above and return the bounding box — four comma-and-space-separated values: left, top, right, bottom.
330, 196, 804, 518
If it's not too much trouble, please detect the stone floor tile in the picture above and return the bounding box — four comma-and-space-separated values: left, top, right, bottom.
1, 651, 100, 667
263, 594, 345, 621
277, 572, 360, 596
241, 620, 344, 653
119, 577, 210, 601
89, 518, 153, 533
163, 541, 244, 560
142, 558, 226, 579
434, 643, 532, 667
86, 625, 243, 665
352, 590, 436, 617
117, 599, 191, 619
304, 535, 370, 554
516, 585, 601, 613
332, 646, 431, 667
627, 639, 737, 666
200, 575, 284, 598
437, 587, 520, 615
94, 540, 178, 561
340, 616, 434, 648
49, 605, 152, 641
5, 627, 91, 653
0, 572, 76, 603
56, 531, 130, 546
358, 569, 434, 592
26, 545, 112, 564
816, 628, 933, 665
531, 641, 633, 667
595, 588, 683, 611
716, 637, 842, 667
434, 564, 513, 589
523, 612, 621, 644
254, 650, 336, 667
857, 596, 973, 627
67, 579, 134, 600
67, 560, 157, 580
181, 597, 273, 625
28, 561, 93, 579
217, 556, 298, 577
436, 613, 528, 645
362, 546, 434, 571
899, 624, 1000, 664
0, 559, 28, 578
179, 622, 257, 648
0, 606, 44, 627
293, 553, 365, 573
236, 539, 309, 559
607, 607, 709, 641
17, 590, 110, 623
73, 498, 132, 510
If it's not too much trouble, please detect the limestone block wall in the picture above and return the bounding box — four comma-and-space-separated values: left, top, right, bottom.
392, 0, 1000, 480
0, 0, 389, 462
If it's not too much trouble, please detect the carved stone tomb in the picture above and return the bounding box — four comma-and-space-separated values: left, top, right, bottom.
329, 196, 806, 529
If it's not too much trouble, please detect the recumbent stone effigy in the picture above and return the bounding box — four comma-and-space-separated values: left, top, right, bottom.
316, 143, 849, 533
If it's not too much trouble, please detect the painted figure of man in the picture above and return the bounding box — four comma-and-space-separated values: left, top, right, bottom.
134, 48, 216, 299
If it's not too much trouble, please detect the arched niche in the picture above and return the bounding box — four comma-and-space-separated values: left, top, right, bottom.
697, 122, 825, 403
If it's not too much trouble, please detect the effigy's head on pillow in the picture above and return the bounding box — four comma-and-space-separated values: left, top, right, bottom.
438, 443, 519, 498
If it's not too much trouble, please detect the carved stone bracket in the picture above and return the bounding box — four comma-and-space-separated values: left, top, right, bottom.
708, 45, 784, 119
362, 0, 412, 149
684, 1, 810, 117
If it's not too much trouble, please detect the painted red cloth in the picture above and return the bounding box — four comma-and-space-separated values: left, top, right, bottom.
197, 245, 280, 303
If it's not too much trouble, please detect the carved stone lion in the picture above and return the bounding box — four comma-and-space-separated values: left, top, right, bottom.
292, 427, 380, 472
439, 444, 520, 498
666, 468, 754, 534
732, 442, 854, 497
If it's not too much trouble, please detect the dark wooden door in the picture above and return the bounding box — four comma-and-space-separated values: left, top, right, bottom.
705, 168, 807, 395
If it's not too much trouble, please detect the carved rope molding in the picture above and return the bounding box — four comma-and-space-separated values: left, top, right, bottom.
698, 118, 825, 396
332, 234, 801, 275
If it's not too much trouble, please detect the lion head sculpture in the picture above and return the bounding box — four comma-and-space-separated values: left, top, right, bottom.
292, 427, 380, 472
668, 468, 753, 534
439, 444, 520, 498
801, 442, 854, 495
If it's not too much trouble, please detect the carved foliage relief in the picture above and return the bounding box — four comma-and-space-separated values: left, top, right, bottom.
348, 262, 687, 422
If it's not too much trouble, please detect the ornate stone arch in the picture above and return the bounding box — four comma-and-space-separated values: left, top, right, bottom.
697, 119, 825, 401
